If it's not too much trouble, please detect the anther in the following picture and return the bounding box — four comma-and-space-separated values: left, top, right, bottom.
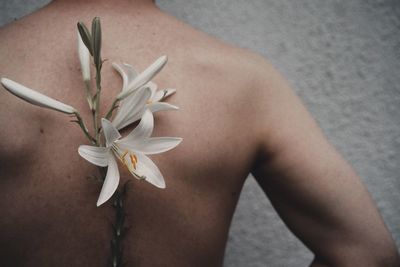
129, 154, 137, 170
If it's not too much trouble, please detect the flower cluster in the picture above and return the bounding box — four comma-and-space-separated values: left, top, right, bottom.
1, 17, 181, 207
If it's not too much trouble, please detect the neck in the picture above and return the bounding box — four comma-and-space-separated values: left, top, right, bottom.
50, 0, 156, 11
46, 0, 159, 22
52, 0, 154, 4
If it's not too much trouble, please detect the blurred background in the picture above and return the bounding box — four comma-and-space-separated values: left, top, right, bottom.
1, 1, 399, 266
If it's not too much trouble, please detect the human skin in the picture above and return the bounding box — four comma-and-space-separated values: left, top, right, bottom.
0, 0, 399, 266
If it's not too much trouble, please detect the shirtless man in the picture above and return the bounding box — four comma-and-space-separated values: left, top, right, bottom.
0, 0, 398, 266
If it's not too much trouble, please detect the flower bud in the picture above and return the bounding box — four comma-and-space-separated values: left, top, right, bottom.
77, 22, 93, 55
92, 17, 102, 69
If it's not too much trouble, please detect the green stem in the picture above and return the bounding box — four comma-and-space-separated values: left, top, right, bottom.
94, 66, 102, 145
109, 185, 128, 267
96, 168, 128, 267
74, 112, 96, 144
84, 80, 94, 111
105, 99, 119, 120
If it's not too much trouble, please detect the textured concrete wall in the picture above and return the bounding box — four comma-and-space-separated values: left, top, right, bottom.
1, 1, 399, 266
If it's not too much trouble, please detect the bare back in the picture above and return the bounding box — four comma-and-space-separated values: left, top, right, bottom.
0, 1, 262, 266
1, 1, 399, 267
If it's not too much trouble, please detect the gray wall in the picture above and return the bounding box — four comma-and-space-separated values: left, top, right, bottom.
1, 1, 399, 266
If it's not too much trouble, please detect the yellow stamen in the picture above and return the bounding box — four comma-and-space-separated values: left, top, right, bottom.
130, 153, 138, 170
114, 147, 144, 179
120, 150, 129, 165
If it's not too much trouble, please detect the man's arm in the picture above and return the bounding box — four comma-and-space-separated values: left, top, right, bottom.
249, 57, 400, 266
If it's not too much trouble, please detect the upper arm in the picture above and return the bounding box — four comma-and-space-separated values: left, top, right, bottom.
249, 57, 399, 266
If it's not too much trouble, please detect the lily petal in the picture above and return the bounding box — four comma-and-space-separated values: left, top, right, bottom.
153, 88, 176, 102
117, 109, 154, 144
112, 87, 151, 130
1, 78, 77, 114
147, 81, 158, 100
117, 55, 167, 100
135, 153, 166, 188
101, 118, 121, 147
148, 102, 179, 114
78, 145, 109, 166
97, 155, 120, 206
77, 30, 91, 81
123, 137, 182, 155
112, 62, 138, 92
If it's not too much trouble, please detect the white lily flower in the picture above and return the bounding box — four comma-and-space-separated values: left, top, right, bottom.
77, 30, 91, 81
112, 62, 177, 130
116, 55, 168, 101
1, 78, 77, 114
111, 86, 152, 130
146, 81, 178, 113
78, 109, 182, 206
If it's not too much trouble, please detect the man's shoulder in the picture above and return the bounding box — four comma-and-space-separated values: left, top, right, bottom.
188, 37, 272, 81
177, 32, 277, 101
190, 38, 289, 111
